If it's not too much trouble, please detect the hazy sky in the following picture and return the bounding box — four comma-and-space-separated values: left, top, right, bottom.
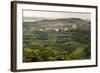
23, 10, 91, 21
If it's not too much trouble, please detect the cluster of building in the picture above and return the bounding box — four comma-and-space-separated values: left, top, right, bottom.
39, 24, 79, 32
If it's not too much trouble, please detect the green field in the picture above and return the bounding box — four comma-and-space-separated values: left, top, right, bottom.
23, 30, 91, 62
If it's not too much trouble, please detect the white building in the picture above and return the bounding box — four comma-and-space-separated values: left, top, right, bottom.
39, 28, 44, 31
64, 28, 68, 31
53, 28, 59, 32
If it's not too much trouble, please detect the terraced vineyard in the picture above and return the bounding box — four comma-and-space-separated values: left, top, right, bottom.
23, 30, 90, 62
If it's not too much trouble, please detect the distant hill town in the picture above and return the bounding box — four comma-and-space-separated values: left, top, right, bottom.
38, 23, 79, 32
23, 18, 90, 33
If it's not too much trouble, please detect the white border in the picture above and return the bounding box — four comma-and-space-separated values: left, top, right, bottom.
17, 3, 96, 69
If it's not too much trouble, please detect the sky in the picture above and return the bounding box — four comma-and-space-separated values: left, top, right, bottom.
23, 10, 91, 22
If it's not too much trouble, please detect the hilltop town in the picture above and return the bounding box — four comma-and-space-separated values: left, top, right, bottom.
39, 24, 79, 32
23, 18, 90, 33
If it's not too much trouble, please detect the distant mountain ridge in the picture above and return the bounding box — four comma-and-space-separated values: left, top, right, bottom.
23, 18, 90, 32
